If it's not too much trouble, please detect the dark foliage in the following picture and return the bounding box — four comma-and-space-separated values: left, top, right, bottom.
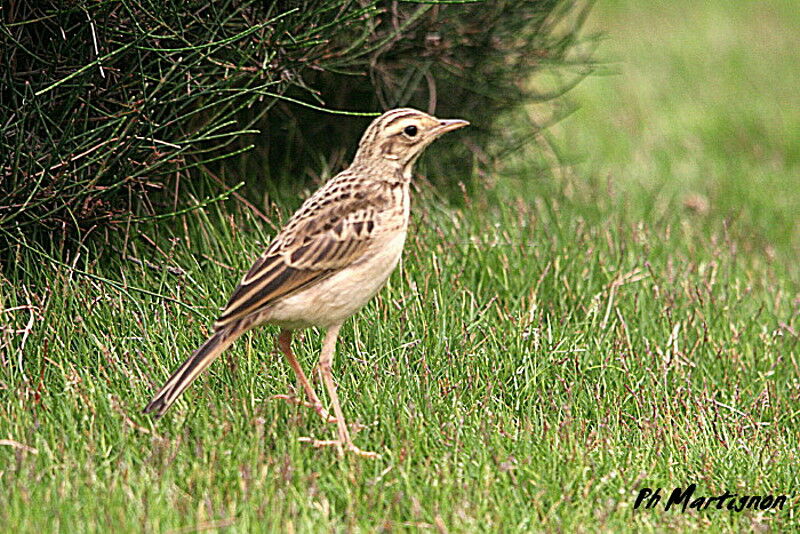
0, 0, 593, 250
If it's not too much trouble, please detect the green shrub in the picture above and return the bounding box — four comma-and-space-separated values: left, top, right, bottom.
0, 0, 593, 251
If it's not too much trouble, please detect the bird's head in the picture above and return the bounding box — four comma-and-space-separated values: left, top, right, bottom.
353, 108, 469, 177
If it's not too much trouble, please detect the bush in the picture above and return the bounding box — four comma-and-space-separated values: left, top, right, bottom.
0, 0, 594, 251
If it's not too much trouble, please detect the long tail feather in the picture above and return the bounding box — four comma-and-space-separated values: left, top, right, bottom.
143, 327, 238, 417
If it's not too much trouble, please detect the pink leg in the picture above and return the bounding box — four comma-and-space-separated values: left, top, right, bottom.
273, 329, 336, 424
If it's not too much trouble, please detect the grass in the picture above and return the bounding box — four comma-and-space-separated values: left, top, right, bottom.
2, 0, 799, 531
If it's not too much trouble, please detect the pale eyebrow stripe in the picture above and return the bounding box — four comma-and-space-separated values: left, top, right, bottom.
379, 108, 421, 129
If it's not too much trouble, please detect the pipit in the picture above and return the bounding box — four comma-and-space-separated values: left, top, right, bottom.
143, 108, 468, 457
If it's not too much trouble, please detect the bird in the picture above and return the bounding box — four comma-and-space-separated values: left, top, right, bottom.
143, 108, 469, 457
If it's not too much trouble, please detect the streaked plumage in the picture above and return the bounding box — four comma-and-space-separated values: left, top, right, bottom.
143, 108, 468, 457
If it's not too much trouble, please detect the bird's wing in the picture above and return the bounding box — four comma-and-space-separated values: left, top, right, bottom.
213, 178, 389, 330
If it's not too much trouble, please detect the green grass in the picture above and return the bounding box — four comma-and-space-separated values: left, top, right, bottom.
2, 0, 799, 531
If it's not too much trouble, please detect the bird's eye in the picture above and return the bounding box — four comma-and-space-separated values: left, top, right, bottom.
403, 125, 418, 137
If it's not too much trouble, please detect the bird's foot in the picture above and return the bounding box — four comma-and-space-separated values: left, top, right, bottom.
297, 437, 380, 459
272, 394, 337, 423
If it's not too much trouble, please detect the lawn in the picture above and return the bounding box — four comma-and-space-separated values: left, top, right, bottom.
2, 0, 798, 532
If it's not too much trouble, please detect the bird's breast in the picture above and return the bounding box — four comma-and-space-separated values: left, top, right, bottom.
264, 229, 408, 330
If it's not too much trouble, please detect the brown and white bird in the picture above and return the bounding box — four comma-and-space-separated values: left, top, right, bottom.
143, 108, 469, 457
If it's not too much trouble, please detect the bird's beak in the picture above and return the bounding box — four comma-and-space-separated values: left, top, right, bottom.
434, 119, 470, 135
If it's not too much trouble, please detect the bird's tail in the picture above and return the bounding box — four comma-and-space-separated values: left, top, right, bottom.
143, 327, 238, 417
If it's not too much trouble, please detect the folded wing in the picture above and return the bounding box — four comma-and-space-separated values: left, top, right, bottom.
214, 178, 386, 330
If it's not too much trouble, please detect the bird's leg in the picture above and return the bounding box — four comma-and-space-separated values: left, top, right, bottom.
306, 361, 366, 432
317, 324, 379, 458
273, 329, 336, 424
